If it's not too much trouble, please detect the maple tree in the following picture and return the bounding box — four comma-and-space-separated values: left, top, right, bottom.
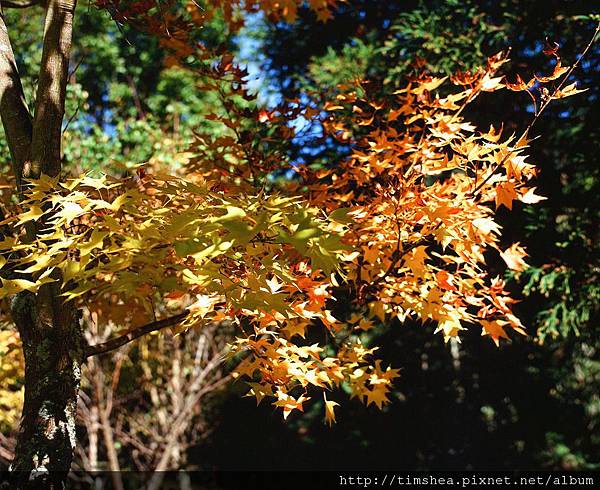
0, 0, 594, 487
260, 2, 600, 470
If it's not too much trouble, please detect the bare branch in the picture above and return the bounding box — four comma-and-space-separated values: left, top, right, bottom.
84, 310, 190, 358
0, 444, 14, 463
147, 373, 231, 488
0, 431, 15, 463
91, 358, 124, 490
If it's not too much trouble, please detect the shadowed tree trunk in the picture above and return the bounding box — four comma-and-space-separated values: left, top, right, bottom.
9, 288, 83, 488
0, 1, 81, 488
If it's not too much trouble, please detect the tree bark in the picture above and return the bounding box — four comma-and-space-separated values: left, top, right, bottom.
0, 11, 32, 192
29, 0, 77, 178
9, 287, 83, 489
0, 1, 80, 488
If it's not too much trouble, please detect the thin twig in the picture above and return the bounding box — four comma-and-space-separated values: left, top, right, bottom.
62, 99, 81, 133
471, 22, 600, 196
68, 53, 86, 81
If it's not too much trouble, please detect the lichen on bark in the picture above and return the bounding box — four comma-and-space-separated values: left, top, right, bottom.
9, 288, 84, 490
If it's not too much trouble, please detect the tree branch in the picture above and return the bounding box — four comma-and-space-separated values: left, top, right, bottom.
28, 0, 77, 179
0, 12, 33, 191
0, 0, 41, 8
471, 22, 600, 197
84, 310, 190, 359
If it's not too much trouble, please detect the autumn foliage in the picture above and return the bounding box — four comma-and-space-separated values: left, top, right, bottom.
0, 0, 590, 430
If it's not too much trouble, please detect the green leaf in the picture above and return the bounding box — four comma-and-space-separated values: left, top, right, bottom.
329, 207, 353, 224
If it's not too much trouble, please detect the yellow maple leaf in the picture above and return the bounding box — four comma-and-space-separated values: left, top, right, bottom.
363, 245, 379, 264
283, 321, 308, 339
245, 382, 273, 405
494, 181, 517, 210
16, 205, 44, 225
323, 392, 339, 426
188, 294, 220, 318
519, 187, 547, 204
481, 319, 510, 347
61, 201, 86, 224
265, 276, 284, 294
356, 318, 375, 331
273, 391, 310, 419
365, 385, 390, 409
553, 82, 587, 99
402, 245, 429, 276
500, 243, 529, 271
435, 317, 464, 342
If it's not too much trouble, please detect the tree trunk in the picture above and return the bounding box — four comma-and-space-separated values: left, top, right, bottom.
9, 284, 83, 489
0, 1, 79, 487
